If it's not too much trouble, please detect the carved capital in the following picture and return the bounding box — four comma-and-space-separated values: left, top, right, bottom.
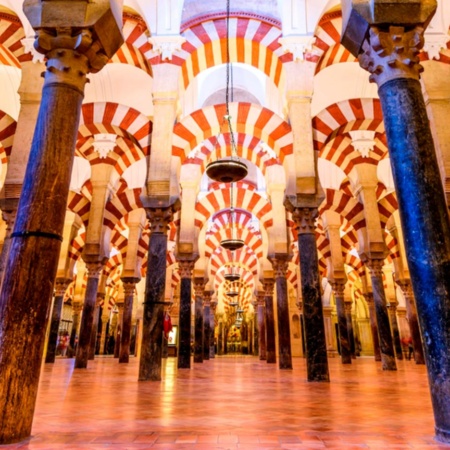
263, 278, 275, 296
366, 259, 384, 278
331, 280, 346, 298
210, 300, 218, 312
147, 206, 174, 234
178, 260, 195, 279
95, 292, 105, 307
397, 279, 414, 300
344, 300, 353, 314
54, 278, 71, 297
256, 291, 266, 306
85, 261, 104, 279
203, 290, 212, 306
270, 257, 289, 279
193, 277, 206, 298
149, 35, 186, 61
121, 278, 139, 297
291, 207, 318, 235
278, 35, 317, 62
359, 26, 425, 87
1, 208, 17, 236
72, 301, 83, 315
364, 292, 375, 308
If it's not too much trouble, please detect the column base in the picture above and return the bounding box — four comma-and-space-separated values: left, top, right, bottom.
435, 427, 450, 444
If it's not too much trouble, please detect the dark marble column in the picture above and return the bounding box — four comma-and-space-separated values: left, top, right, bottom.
177, 259, 195, 369
0, 13, 122, 441
252, 309, 259, 356
365, 293, 382, 361
271, 257, 292, 369
89, 294, 103, 360
344, 300, 356, 359
366, 260, 396, 371
291, 207, 329, 382
388, 300, 404, 360
45, 278, 71, 363
99, 309, 109, 355
399, 280, 425, 364
256, 291, 266, 360
119, 279, 138, 363
139, 207, 173, 381
218, 319, 224, 355
69, 302, 82, 357
331, 281, 352, 364
75, 262, 104, 368
0, 208, 17, 288
263, 278, 276, 364
203, 290, 212, 360
343, 20, 450, 441
209, 301, 217, 358
193, 278, 205, 364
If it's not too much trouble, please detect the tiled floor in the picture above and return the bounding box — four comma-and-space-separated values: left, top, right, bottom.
2, 355, 449, 449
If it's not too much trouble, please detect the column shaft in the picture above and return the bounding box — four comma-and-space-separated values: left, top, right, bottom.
45, 287, 66, 363
89, 303, 101, 360
178, 277, 192, 368
366, 294, 382, 361
257, 300, 266, 360
218, 321, 224, 355
193, 280, 204, 364
119, 282, 135, 363
203, 304, 210, 360
139, 232, 167, 380
344, 302, 356, 359
334, 288, 352, 364
388, 304, 404, 360
69, 304, 82, 356
264, 280, 276, 364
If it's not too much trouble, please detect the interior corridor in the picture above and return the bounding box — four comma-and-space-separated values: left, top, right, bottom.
2, 356, 448, 450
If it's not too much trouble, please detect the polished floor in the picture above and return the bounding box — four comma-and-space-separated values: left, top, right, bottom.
2, 355, 449, 449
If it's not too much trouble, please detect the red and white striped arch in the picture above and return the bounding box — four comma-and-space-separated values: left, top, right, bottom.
173, 102, 292, 163
377, 192, 398, 230
68, 231, 86, 264
161, 17, 292, 88
0, 12, 31, 68
103, 189, 143, 231
209, 247, 259, 277
195, 181, 272, 230
78, 102, 152, 155
214, 264, 256, 291
184, 132, 280, 173
110, 13, 153, 75
0, 110, 17, 165
319, 189, 366, 232
314, 11, 357, 74
313, 99, 384, 152
319, 134, 388, 176
385, 231, 400, 261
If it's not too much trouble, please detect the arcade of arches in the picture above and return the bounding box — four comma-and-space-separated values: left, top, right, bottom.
0, 0, 450, 447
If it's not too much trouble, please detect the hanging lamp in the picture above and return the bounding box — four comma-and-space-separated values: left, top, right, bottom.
220, 182, 244, 251
205, 0, 247, 183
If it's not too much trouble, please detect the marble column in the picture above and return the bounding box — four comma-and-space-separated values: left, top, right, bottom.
209, 301, 217, 358
69, 302, 82, 357
256, 291, 266, 360
203, 290, 212, 360
0, 209, 17, 287
0, 7, 123, 441
99, 308, 110, 355
342, 11, 450, 440
139, 207, 174, 381
263, 278, 276, 364
331, 281, 352, 364
388, 300, 404, 360
365, 293, 382, 361
193, 278, 205, 364
271, 257, 293, 369
366, 260, 396, 370
89, 294, 103, 360
119, 279, 138, 363
218, 319, 224, 355
45, 278, 71, 363
292, 207, 329, 382
399, 280, 425, 364
177, 259, 195, 369
344, 300, 356, 359
75, 262, 104, 368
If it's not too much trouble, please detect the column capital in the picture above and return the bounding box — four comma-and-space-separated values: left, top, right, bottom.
146, 206, 175, 234
121, 278, 139, 297
149, 35, 186, 61
177, 259, 196, 279
291, 206, 318, 235
72, 301, 83, 315
95, 292, 105, 307
263, 278, 275, 296
366, 258, 384, 278
210, 300, 218, 312
397, 278, 414, 299
330, 279, 346, 298
256, 290, 266, 305
344, 300, 353, 314
270, 256, 289, 279
203, 290, 212, 306
54, 278, 71, 297
193, 277, 206, 297
85, 261, 104, 279
364, 292, 375, 306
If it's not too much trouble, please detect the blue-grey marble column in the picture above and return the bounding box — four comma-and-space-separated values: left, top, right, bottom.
263, 278, 276, 364
388, 300, 404, 360
271, 257, 293, 369
119, 279, 138, 363
203, 290, 212, 360
139, 207, 173, 381
89, 294, 103, 360
365, 293, 381, 361
366, 260, 396, 371
193, 278, 205, 363
331, 281, 352, 364
346, 22, 450, 442
218, 319, 224, 355
177, 259, 195, 369
209, 300, 217, 358
75, 262, 104, 368
45, 278, 71, 363
399, 280, 425, 364
344, 300, 356, 359
292, 207, 329, 382
256, 291, 266, 360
